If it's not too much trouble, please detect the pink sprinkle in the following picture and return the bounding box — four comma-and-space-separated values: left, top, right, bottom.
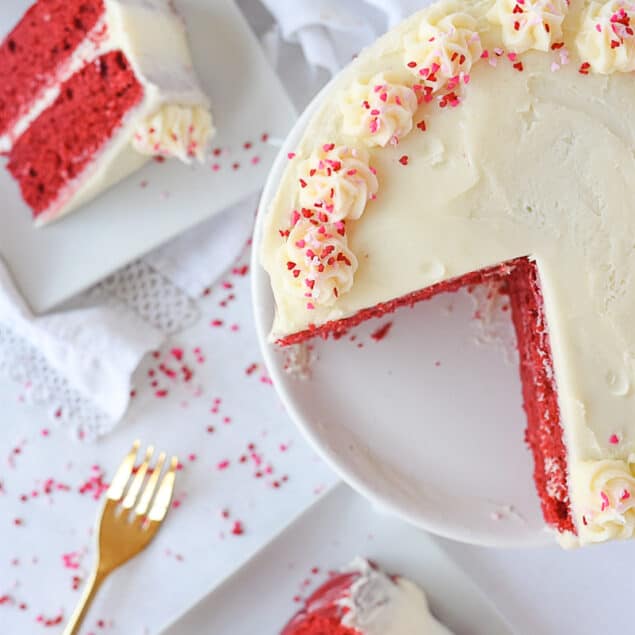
155, 389, 168, 398
251, 156, 261, 165
621, 489, 631, 501
62, 552, 81, 570
507, 52, 517, 61
596, 23, 602, 32
600, 491, 610, 511
609, 434, 619, 445
306, 302, 315, 310
287, 152, 296, 159
550, 62, 560, 72
212, 163, 220, 172
217, 460, 230, 470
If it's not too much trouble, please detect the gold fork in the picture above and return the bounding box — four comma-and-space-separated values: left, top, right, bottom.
63, 440, 178, 635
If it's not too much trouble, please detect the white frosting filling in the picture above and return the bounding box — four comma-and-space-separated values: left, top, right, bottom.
10, 0, 213, 225
338, 559, 451, 635
262, 0, 635, 546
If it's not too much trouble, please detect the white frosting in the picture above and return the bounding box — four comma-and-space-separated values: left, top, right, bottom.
338, 559, 451, 635
404, 5, 482, 94
488, 0, 569, 53
132, 103, 213, 162
340, 73, 419, 147
262, 0, 635, 546
576, 0, 635, 73
9, 0, 213, 225
296, 144, 378, 223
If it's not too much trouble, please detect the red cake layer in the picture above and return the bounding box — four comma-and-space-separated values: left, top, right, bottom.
282, 572, 360, 635
7, 50, 143, 217
277, 257, 575, 535
506, 260, 575, 533
0, 0, 105, 142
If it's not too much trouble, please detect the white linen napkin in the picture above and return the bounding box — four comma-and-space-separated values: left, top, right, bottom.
260, 0, 427, 74
0, 196, 254, 425
0, 260, 162, 421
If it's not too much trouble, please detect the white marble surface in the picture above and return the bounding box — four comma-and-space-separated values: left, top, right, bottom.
1, 3, 635, 635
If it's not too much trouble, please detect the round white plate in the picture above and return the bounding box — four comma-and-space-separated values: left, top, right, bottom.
251, 85, 552, 548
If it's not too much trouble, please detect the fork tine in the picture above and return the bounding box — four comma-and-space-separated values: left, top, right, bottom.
148, 456, 178, 522
122, 445, 154, 510
135, 451, 166, 517
107, 440, 140, 501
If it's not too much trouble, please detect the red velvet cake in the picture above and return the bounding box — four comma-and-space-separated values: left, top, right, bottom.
262, 0, 635, 547
282, 559, 449, 635
0, 0, 214, 225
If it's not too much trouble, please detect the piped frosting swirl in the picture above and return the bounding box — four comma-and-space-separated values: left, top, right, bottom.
404, 9, 482, 94
572, 456, 635, 544
488, 0, 569, 53
340, 73, 419, 147
133, 104, 214, 162
297, 144, 379, 222
576, 0, 635, 73
282, 219, 357, 308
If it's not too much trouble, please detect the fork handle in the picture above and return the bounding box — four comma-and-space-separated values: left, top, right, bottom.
63, 567, 108, 635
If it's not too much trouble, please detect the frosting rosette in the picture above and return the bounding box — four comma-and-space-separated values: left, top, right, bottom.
133, 104, 214, 162
282, 219, 358, 308
487, 0, 569, 53
404, 9, 482, 93
572, 455, 635, 544
340, 73, 418, 147
297, 144, 378, 222
576, 0, 635, 73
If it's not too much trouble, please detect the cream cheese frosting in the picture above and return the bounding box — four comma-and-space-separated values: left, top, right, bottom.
262, 0, 635, 546
338, 559, 451, 635
21, 0, 213, 226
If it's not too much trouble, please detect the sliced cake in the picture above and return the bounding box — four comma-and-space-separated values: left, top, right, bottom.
281, 558, 450, 635
0, 0, 214, 225
261, 0, 635, 547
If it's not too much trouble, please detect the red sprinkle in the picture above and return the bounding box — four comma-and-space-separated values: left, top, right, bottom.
231, 521, 244, 536
371, 321, 394, 342
398, 155, 409, 166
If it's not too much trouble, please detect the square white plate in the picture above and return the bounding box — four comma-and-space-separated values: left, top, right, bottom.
0, 0, 296, 313
160, 484, 512, 635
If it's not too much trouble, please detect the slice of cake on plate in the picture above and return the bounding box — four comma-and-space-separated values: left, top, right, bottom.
281, 558, 449, 635
261, 0, 635, 547
0, 0, 214, 226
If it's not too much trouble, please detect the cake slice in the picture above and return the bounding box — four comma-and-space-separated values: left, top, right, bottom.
261, 0, 635, 547
281, 558, 450, 635
0, 0, 214, 225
